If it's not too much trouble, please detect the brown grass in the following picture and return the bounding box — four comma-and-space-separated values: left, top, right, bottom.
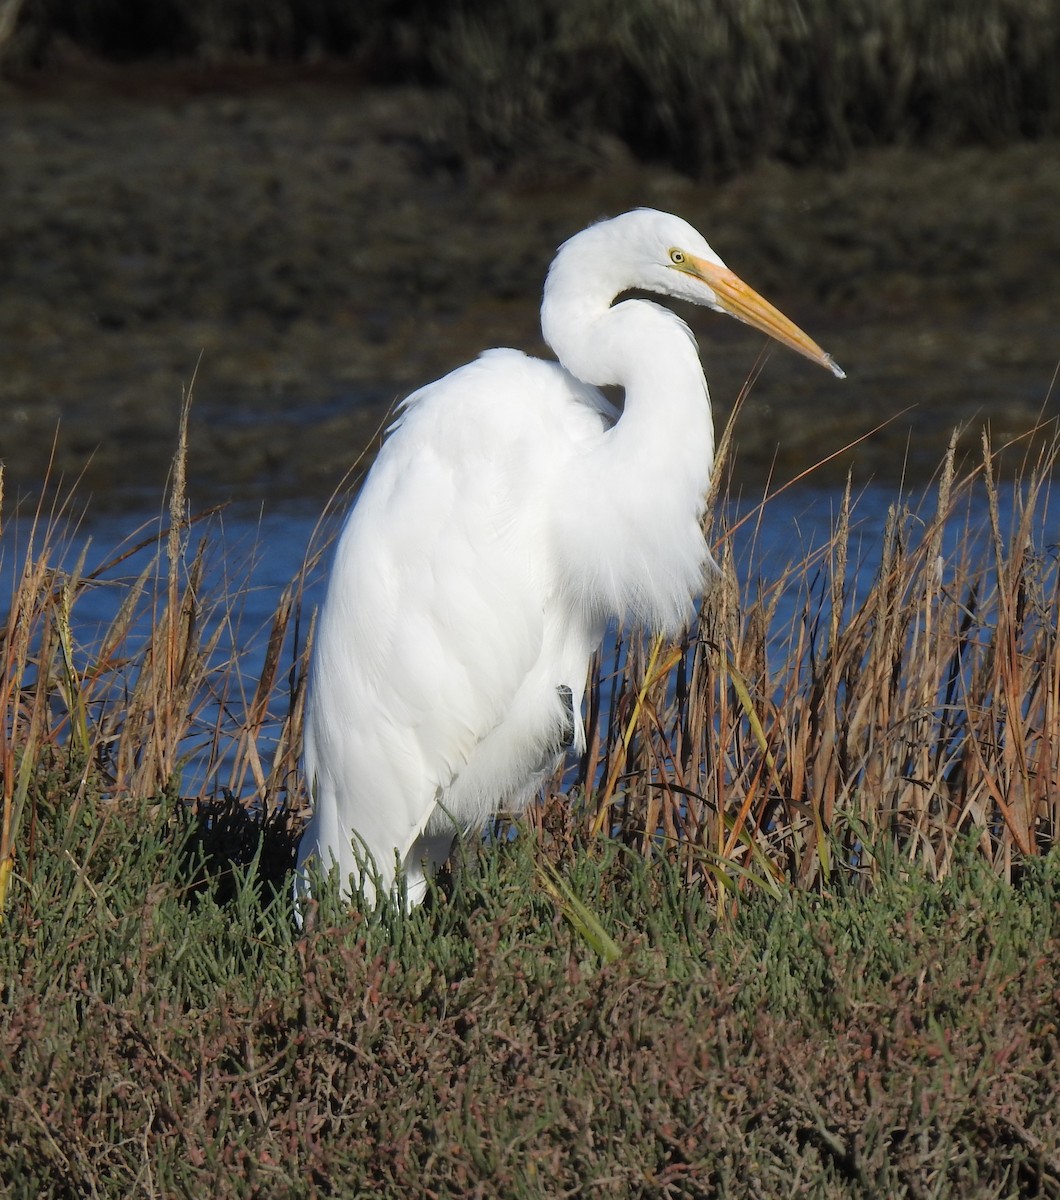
2, 400, 1059, 925
560, 423, 1060, 901
0, 387, 313, 919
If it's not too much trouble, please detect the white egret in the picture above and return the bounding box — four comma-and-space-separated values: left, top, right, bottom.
295, 208, 843, 910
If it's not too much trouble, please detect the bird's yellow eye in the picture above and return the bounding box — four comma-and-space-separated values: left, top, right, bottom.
669, 249, 685, 265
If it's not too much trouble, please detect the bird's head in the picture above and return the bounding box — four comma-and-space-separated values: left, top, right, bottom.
550, 208, 845, 379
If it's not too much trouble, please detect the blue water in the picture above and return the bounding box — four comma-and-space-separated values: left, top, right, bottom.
3, 475, 1058, 797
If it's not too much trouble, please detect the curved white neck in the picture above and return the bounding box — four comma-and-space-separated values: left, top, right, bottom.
539, 274, 717, 633
542, 272, 714, 465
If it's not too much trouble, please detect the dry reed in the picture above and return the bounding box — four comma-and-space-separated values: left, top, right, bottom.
0, 389, 313, 920
2, 404, 1058, 922
566, 426, 1060, 901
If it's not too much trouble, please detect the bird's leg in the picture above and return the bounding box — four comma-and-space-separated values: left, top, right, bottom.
403, 831, 458, 909
556, 684, 575, 750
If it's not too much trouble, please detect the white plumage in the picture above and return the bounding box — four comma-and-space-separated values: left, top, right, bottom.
295, 209, 843, 909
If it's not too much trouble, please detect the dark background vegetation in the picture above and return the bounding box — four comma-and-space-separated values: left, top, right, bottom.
3, 0, 1059, 174
1, 0, 1057, 498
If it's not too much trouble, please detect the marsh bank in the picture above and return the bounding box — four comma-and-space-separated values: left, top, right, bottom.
0, 68, 1056, 509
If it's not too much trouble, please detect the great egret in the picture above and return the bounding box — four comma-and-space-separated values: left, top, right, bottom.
295, 208, 843, 910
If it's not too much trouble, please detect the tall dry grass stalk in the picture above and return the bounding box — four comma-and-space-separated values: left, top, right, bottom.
0, 390, 313, 920
562, 427, 1060, 899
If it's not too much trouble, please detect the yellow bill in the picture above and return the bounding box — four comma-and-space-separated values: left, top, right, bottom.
687, 254, 845, 379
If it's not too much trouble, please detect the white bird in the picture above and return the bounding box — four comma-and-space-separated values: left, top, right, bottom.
295, 208, 843, 910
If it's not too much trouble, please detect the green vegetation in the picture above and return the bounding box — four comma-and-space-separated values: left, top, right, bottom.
3, 408, 1060, 1193
2, 0, 1059, 173
2, 797, 1059, 1197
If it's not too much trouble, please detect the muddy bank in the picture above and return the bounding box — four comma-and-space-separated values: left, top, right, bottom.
0, 69, 1057, 510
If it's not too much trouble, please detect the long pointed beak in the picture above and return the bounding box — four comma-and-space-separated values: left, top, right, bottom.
687, 254, 845, 379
